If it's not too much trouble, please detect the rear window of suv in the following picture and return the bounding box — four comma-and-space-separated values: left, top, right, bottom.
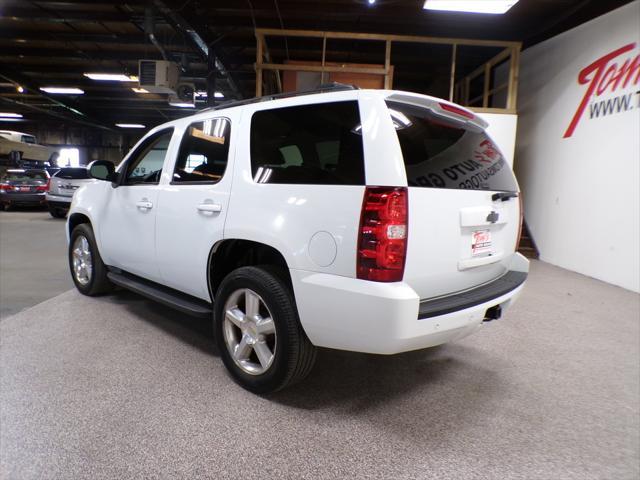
386, 101, 517, 192
55, 168, 89, 180
250, 101, 365, 185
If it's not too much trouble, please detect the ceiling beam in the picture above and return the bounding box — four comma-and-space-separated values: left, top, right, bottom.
0, 6, 143, 23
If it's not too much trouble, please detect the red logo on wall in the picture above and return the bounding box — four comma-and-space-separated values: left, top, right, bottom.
564, 42, 640, 138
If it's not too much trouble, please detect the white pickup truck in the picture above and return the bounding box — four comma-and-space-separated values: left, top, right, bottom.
67, 85, 529, 393
0, 130, 59, 165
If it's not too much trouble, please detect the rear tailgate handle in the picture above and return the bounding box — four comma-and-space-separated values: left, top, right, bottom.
197, 203, 222, 213
460, 207, 507, 227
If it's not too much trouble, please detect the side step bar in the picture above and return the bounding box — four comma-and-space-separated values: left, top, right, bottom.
107, 270, 213, 318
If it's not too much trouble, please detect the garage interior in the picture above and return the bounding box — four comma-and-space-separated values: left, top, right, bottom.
1, 1, 639, 479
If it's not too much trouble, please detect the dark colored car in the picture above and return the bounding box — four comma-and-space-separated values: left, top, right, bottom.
0, 169, 49, 210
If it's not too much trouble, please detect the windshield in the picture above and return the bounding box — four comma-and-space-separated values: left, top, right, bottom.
386, 100, 518, 192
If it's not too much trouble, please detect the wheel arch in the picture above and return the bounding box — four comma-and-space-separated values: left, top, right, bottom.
208, 238, 292, 300
67, 212, 92, 242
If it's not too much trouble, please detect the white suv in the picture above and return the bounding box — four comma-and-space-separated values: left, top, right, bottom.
67, 86, 529, 393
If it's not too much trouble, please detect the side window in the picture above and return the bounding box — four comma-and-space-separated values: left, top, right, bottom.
172, 118, 231, 183
124, 129, 174, 185
250, 101, 365, 185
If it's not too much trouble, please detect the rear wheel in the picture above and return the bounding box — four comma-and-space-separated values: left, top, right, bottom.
69, 223, 113, 296
214, 266, 316, 394
48, 205, 66, 218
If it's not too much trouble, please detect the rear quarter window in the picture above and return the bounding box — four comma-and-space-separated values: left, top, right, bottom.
386, 100, 517, 192
250, 101, 365, 185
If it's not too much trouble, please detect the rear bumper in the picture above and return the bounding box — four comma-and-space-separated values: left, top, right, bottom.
0, 192, 46, 205
45, 193, 72, 209
292, 253, 529, 354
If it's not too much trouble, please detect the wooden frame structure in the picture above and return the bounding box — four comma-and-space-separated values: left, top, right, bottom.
254, 28, 522, 114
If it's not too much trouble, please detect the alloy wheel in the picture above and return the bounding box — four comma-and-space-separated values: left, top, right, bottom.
222, 288, 277, 375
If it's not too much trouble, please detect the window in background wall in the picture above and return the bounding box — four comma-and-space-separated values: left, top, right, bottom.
58, 148, 80, 167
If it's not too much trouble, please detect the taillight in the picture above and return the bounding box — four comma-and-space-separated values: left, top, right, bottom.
36, 180, 49, 192
515, 193, 524, 248
0, 184, 9, 192
357, 186, 408, 282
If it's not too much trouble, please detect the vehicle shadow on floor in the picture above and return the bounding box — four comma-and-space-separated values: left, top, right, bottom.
105, 289, 218, 356
103, 289, 504, 413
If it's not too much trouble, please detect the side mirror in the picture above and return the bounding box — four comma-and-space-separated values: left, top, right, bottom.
88, 160, 117, 183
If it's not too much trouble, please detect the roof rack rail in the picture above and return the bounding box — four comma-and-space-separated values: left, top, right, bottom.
201, 82, 359, 113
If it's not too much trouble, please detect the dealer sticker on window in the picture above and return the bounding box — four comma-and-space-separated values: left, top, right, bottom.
471, 229, 492, 257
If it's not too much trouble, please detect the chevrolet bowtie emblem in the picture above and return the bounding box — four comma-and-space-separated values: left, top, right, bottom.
486, 211, 500, 223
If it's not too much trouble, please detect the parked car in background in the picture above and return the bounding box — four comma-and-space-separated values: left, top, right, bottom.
46, 167, 94, 218
67, 86, 529, 393
0, 168, 49, 210
0, 130, 59, 167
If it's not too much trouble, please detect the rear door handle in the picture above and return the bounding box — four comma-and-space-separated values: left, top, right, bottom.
197, 203, 222, 213
136, 200, 153, 210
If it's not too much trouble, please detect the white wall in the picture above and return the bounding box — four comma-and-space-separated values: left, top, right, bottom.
479, 113, 518, 167
515, 1, 640, 292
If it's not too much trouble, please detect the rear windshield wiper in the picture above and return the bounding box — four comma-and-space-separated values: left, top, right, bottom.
492, 192, 518, 202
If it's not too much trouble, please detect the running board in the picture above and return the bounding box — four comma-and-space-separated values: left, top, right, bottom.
107, 270, 212, 318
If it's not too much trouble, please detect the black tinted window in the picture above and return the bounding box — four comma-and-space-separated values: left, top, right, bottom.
250, 101, 365, 185
124, 129, 173, 185
2, 170, 47, 181
386, 101, 517, 192
173, 118, 230, 183
55, 168, 89, 179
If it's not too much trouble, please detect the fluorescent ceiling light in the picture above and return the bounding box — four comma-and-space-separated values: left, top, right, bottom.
84, 73, 138, 82
0, 112, 23, 118
169, 101, 195, 108
194, 91, 224, 98
40, 87, 84, 95
132, 87, 150, 93
423, 0, 519, 14
115, 123, 146, 128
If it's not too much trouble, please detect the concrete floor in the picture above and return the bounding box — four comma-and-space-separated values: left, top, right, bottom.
1, 214, 639, 479
0, 209, 72, 319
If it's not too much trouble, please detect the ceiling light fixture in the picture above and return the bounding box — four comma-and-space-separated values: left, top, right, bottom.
84, 73, 138, 82
194, 91, 225, 98
423, 0, 519, 14
368, 0, 376, 4
40, 87, 84, 95
115, 123, 146, 128
169, 101, 195, 108
132, 87, 150, 93
0, 112, 23, 118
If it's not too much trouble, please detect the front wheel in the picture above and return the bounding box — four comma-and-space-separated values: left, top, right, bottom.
214, 266, 317, 394
68, 223, 113, 296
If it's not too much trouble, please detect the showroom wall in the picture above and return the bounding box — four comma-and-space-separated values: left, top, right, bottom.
515, 0, 640, 292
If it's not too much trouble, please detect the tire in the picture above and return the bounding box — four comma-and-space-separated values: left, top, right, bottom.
48, 206, 67, 218
214, 266, 317, 394
68, 223, 113, 296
